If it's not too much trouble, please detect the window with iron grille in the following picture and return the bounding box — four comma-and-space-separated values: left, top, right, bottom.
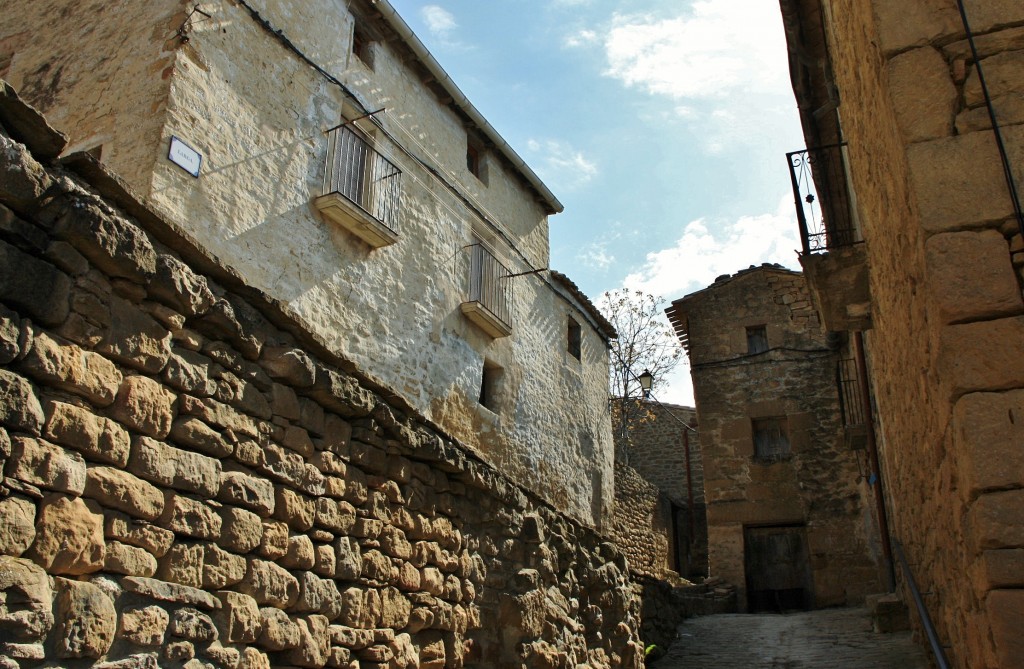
752, 417, 790, 463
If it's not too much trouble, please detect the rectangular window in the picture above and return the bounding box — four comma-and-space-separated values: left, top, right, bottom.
466, 136, 488, 184
479, 361, 503, 411
352, 22, 374, 68
567, 316, 582, 360
752, 417, 790, 462
746, 325, 769, 354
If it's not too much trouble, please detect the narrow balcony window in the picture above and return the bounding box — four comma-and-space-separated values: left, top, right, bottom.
460, 242, 513, 338
746, 325, 768, 354
752, 416, 790, 463
568, 316, 582, 360
314, 124, 402, 248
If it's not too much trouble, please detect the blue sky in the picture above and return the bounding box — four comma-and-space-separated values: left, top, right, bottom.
388, 0, 806, 404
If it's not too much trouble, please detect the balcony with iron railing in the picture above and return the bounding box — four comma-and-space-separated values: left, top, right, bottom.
787, 143, 873, 331
460, 243, 513, 338
314, 124, 402, 248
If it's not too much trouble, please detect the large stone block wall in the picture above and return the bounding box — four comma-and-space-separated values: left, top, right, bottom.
0, 98, 643, 669
673, 267, 882, 610
817, 1, 1024, 666
0, 0, 615, 529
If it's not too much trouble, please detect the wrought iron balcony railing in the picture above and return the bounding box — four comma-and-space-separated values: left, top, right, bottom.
787, 143, 860, 255
836, 357, 866, 429
460, 243, 513, 338
317, 124, 402, 244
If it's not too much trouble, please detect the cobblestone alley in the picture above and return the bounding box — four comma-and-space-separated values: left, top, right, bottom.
652, 608, 930, 668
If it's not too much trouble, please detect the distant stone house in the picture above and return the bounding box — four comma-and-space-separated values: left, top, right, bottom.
778, 1, 1024, 665
666, 264, 884, 612
0, 0, 617, 528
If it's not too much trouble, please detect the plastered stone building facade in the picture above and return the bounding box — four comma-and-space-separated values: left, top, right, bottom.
0, 0, 616, 529
666, 265, 883, 612
0, 83, 644, 668
779, 1, 1024, 666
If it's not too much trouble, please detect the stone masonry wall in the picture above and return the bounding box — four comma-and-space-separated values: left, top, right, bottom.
0, 91, 643, 669
616, 402, 707, 579
609, 462, 671, 581
816, 2, 1024, 666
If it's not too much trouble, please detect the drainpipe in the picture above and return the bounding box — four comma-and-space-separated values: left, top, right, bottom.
854, 331, 895, 591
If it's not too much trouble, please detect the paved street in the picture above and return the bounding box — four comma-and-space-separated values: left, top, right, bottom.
652, 608, 930, 668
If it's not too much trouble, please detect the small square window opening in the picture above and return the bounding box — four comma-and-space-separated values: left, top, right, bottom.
753, 416, 790, 462
746, 325, 769, 354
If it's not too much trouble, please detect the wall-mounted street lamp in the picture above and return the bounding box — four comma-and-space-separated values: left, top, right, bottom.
639, 369, 653, 399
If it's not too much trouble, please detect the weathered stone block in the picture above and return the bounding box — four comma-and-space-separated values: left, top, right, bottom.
218, 470, 275, 515
160, 493, 222, 540
120, 606, 170, 646
939, 317, 1024, 399
294, 571, 343, 619
6, 436, 86, 494
97, 295, 171, 373
104, 511, 175, 557
171, 607, 219, 643
909, 132, 1014, 233
121, 576, 221, 610
236, 558, 300, 608
313, 543, 337, 579
0, 369, 45, 434
110, 375, 176, 438
335, 536, 362, 581
257, 607, 301, 651
19, 330, 122, 406
0, 305, 20, 364
163, 348, 218, 396
925, 230, 1022, 324
887, 46, 956, 143
215, 591, 262, 644
953, 390, 1024, 499
169, 416, 233, 457
0, 238, 71, 327
283, 615, 330, 668
130, 435, 221, 497
150, 254, 215, 317
257, 520, 289, 560
0, 556, 53, 642
218, 506, 264, 554
0, 134, 54, 213
202, 543, 247, 589
157, 542, 205, 588
976, 549, 1024, 590
49, 192, 157, 283
84, 466, 165, 520
271, 383, 301, 420
26, 493, 104, 575
315, 497, 356, 534
45, 400, 130, 466
967, 490, 1024, 553
53, 577, 117, 658
988, 589, 1024, 669
274, 487, 315, 531
260, 347, 316, 387
0, 495, 35, 557
103, 540, 157, 577
179, 395, 260, 438
281, 534, 316, 570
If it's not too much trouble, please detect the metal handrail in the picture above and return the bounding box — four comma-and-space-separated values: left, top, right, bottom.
464, 243, 513, 329
323, 125, 402, 233
894, 542, 951, 669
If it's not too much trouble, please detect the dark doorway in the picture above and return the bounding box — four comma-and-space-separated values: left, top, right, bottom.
744, 525, 813, 613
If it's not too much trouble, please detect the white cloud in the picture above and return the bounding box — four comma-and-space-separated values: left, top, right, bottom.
578, 242, 615, 271
602, 1, 790, 101
564, 29, 599, 48
622, 195, 801, 300
526, 138, 598, 191
421, 5, 457, 40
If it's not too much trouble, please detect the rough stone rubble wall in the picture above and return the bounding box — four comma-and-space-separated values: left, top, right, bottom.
0, 98, 643, 669
615, 402, 707, 579
609, 462, 671, 580
819, 1, 1024, 666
